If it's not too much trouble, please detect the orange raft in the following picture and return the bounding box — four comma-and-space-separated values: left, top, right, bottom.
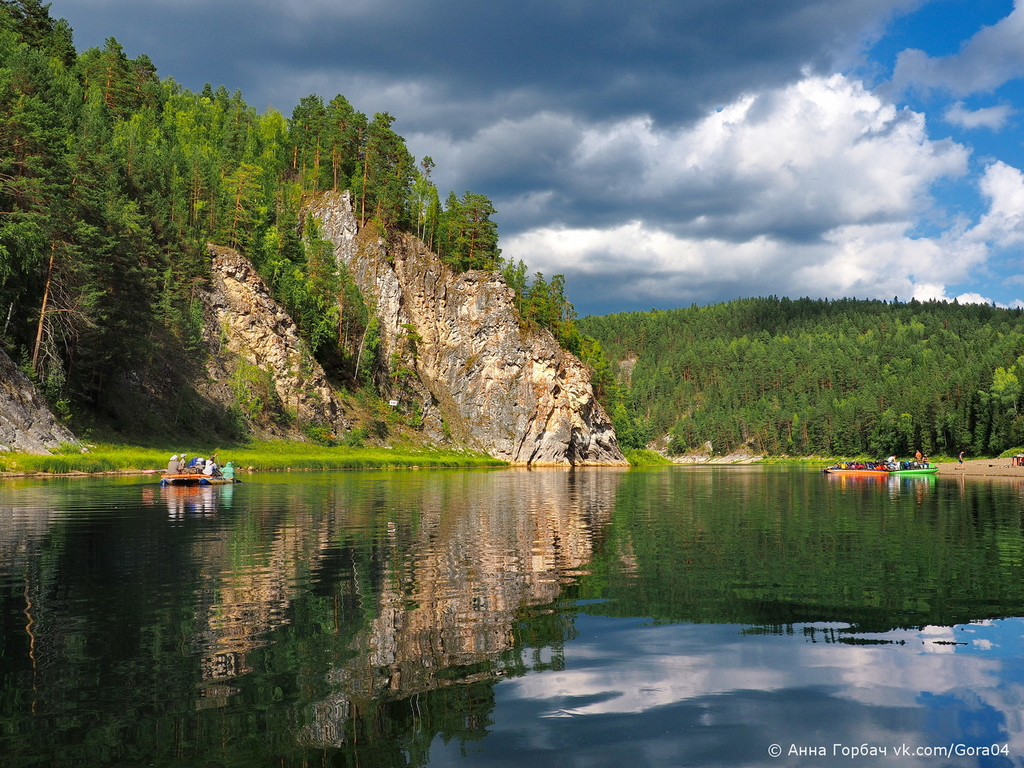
160, 473, 239, 486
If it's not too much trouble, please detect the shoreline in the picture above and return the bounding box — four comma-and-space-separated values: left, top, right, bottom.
935, 457, 1024, 479
4, 454, 1023, 480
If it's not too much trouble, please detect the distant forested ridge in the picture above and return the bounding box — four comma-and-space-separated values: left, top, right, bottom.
578, 297, 1024, 457
0, 1, 575, 433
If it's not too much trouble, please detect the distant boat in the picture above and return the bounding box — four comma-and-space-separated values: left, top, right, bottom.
823, 462, 938, 476
160, 473, 240, 486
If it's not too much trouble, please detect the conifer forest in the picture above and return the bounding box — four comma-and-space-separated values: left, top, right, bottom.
580, 297, 1024, 457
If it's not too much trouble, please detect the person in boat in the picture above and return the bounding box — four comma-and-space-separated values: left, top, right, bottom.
166, 454, 179, 474
222, 462, 235, 480
203, 458, 218, 477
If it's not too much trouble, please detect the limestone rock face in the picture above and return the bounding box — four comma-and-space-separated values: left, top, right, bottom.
200, 245, 348, 436
307, 191, 626, 466
0, 348, 79, 454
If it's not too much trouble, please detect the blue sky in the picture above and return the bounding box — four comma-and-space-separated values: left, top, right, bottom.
50, 0, 1024, 316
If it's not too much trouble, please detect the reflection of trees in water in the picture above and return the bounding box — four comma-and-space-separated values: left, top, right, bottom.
585, 469, 1024, 632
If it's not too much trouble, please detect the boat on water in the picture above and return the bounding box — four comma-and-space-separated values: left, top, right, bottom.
160, 473, 240, 487
160, 456, 239, 486
823, 461, 938, 476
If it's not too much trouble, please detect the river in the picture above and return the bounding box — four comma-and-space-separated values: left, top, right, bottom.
2, 466, 1023, 766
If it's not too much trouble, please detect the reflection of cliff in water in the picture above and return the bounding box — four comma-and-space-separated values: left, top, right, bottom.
297, 469, 625, 747
179, 469, 625, 745
184, 482, 333, 687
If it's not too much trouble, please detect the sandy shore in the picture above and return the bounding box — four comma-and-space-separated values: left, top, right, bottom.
935, 457, 1024, 478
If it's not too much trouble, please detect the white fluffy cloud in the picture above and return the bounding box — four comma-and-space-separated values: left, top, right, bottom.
493, 74, 982, 309
970, 161, 1024, 248
890, 1, 1024, 96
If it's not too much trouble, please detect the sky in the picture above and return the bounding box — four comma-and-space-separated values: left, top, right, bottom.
48, 0, 1024, 316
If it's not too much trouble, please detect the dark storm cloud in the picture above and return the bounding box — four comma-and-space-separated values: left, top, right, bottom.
53, 0, 915, 126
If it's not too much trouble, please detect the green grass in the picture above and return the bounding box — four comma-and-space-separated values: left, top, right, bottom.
0, 441, 505, 475
623, 448, 673, 466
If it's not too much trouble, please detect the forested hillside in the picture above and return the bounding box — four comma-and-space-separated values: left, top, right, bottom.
0, 1, 576, 437
579, 297, 1024, 458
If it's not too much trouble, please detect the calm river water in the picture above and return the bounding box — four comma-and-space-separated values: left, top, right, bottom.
2, 466, 1024, 767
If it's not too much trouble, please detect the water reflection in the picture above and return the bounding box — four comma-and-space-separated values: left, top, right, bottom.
162, 483, 231, 519
2, 467, 1024, 767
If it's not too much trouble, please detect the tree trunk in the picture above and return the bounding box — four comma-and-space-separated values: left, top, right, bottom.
31, 241, 57, 372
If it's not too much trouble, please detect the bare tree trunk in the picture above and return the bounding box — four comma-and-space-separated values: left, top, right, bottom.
31, 242, 56, 372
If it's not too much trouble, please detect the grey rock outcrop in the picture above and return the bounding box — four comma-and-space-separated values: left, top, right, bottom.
0, 348, 79, 454
306, 191, 626, 466
199, 245, 348, 437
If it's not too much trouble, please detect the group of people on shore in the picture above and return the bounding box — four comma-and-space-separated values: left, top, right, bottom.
166, 453, 235, 479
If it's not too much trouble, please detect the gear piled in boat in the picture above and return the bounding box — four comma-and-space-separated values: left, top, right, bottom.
160, 454, 240, 486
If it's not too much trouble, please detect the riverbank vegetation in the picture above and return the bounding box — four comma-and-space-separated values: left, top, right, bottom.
622, 449, 673, 466
580, 297, 1024, 459
0, 441, 504, 475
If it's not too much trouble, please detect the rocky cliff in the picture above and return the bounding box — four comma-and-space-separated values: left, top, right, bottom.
199, 245, 349, 437
0, 348, 79, 454
306, 191, 626, 466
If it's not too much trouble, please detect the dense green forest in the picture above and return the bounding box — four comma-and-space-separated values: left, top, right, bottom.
0, 0, 577, 435
579, 297, 1024, 457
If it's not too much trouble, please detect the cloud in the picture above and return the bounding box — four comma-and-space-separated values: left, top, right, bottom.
889, 1, 1024, 96
54, 0, 918, 125
968, 161, 1024, 248
507, 220, 989, 312
955, 292, 994, 306
494, 74, 975, 312
944, 102, 1014, 130
430, 74, 967, 232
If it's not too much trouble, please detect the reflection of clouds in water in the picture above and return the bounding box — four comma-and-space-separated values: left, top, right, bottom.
497, 617, 1024, 763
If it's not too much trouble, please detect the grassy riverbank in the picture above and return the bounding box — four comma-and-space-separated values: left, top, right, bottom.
623, 449, 673, 466
0, 441, 505, 476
